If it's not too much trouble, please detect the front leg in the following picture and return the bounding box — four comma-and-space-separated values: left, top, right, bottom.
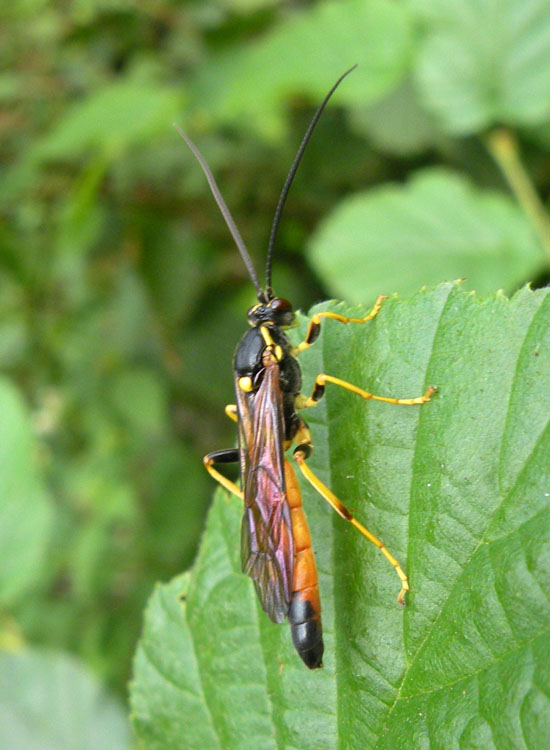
293, 295, 386, 355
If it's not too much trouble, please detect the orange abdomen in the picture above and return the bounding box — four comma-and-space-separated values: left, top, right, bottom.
284, 460, 324, 669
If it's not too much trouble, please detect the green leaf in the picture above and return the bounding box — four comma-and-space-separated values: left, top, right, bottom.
131, 284, 550, 749
0, 649, 130, 750
307, 168, 543, 302
0, 379, 54, 606
217, 0, 278, 9
191, 0, 413, 138
34, 78, 181, 159
1, 77, 182, 198
108, 367, 168, 437
412, 0, 550, 134
350, 78, 442, 156
141, 225, 211, 324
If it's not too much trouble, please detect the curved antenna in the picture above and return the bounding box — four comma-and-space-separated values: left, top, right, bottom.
264, 64, 357, 298
174, 124, 264, 300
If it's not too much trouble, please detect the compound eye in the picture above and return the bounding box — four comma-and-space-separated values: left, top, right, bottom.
269, 297, 292, 313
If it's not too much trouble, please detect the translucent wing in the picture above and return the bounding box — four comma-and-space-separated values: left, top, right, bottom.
236, 358, 294, 624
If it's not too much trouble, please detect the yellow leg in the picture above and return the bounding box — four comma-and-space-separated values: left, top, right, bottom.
294, 295, 386, 354
204, 407, 242, 499
296, 375, 436, 409
225, 404, 238, 422
293, 449, 409, 605
203, 451, 243, 500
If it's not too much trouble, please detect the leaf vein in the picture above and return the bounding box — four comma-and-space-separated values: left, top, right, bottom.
373, 284, 455, 746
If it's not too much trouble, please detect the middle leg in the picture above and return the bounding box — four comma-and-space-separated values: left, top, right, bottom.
296, 375, 436, 410
203, 448, 243, 500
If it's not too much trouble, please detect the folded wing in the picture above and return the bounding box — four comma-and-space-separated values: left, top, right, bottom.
236, 358, 294, 624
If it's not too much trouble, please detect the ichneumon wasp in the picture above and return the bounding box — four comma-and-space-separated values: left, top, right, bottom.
175, 67, 435, 669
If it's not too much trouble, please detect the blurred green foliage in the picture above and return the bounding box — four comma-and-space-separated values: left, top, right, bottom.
1, 0, 549, 746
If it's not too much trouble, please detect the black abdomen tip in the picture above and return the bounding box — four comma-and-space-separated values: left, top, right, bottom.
298, 637, 324, 669
291, 620, 324, 670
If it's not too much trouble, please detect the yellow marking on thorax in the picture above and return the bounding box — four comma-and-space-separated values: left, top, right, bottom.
238, 376, 253, 392
260, 325, 283, 361
260, 325, 274, 347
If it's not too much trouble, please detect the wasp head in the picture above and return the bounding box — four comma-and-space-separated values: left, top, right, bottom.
247, 297, 294, 328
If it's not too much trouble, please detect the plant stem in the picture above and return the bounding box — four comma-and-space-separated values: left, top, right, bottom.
485, 128, 550, 264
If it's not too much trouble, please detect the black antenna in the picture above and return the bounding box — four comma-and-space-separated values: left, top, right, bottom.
174, 124, 264, 300
264, 65, 357, 299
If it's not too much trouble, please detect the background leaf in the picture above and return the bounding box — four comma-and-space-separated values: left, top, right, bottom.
0, 649, 130, 750
413, 0, 550, 134
190, 0, 413, 137
2, 77, 182, 199
349, 78, 442, 156
307, 169, 543, 302
0, 379, 54, 606
131, 283, 550, 749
